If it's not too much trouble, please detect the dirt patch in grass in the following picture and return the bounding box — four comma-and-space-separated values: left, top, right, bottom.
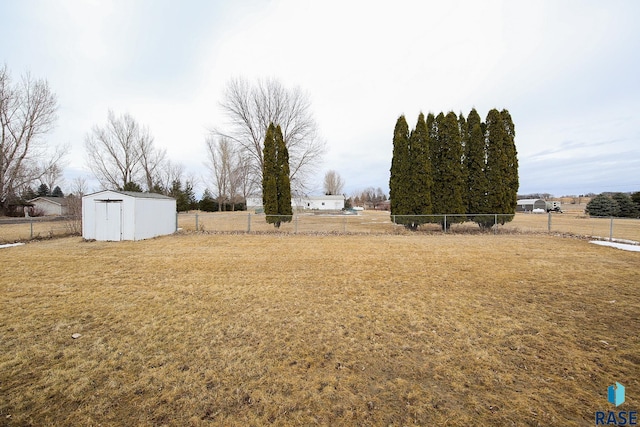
1, 234, 638, 426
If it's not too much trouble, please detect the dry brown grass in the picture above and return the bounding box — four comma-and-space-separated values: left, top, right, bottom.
1, 233, 638, 426
0, 218, 76, 244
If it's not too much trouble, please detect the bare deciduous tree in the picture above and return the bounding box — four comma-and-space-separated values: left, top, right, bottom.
213, 77, 326, 195
154, 159, 184, 195
85, 110, 165, 191
205, 135, 247, 211
323, 170, 345, 195
0, 65, 64, 214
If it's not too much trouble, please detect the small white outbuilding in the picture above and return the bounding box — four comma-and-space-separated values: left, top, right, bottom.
82, 190, 176, 241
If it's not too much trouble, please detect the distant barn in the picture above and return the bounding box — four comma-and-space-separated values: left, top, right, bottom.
82, 190, 176, 241
516, 199, 547, 213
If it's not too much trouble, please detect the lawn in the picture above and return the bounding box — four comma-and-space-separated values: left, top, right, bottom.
1, 233, 638, 426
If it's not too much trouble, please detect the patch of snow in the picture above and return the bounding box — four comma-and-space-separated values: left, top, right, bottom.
589, 241, 640, 252
0, 242, 25, 249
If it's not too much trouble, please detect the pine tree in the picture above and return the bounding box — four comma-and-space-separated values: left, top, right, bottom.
199, 189, 217, 212
586, 194, 618, 217
51, 186, 64, 198
37, 183, 50, 197
431, 112, 465, 230
389, 116, 410, 222
611, 192, 638, 218
262, 123, 292, 228
122, 182, 142, 192
631, 192, 640, 216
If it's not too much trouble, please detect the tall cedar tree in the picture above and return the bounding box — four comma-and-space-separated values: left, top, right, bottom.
485, 109, 518, 224
501, 109, 519, 216
407, 113, 433, 229
389, 116, 410, 220
262, 123, 292, 228
465, 108, 492, 228
431, 112, 466, 230
458, 113, 468, 206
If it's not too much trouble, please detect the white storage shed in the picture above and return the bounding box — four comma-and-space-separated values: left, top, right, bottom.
82, 190, 176, 241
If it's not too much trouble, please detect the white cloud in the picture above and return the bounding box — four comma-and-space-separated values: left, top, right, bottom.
1, 0, 639, 197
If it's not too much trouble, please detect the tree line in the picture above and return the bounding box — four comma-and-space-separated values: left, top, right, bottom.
390, 108, 518, 230
0, 65, 330, 216
586, 192, 640, 218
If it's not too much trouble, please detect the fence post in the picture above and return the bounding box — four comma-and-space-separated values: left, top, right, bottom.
392, 215, 396, 224
30, 218, 34, 239
494, 214, 498, 234
609, 217, 614, 241
548, 212, 552, 232
294, 215, 298, 234
444, 215, 447, 233
247, 213, 251, 232
195, 212, 199, 231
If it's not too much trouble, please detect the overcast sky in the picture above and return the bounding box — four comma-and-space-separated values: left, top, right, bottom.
2, 0, 639, 197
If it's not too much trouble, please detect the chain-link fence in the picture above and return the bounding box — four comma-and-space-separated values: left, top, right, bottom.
176, 211, 640, 242
0, 216, 81, 244
2, 211, 638, 243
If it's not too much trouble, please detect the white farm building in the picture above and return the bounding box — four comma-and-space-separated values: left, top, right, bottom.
82, 190, 176, 241
516, 199, 547, 213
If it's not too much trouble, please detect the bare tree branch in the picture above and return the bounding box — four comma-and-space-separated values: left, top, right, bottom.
0, 65, 61, 214
323, 170, 345, 195
85, 110, 165, 191
212, 77, 326, 197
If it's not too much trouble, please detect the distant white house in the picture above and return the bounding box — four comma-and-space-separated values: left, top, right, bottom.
82, 190, 176, 241
246, 195, 345, 211
28, 196, 69, 216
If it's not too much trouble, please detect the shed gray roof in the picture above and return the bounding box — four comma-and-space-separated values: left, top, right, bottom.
85, 190, 175, 200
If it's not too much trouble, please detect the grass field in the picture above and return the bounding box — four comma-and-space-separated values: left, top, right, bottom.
1, 233, 638, 426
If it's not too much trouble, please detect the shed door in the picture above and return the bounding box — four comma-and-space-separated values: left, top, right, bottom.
95, 201, 122, 241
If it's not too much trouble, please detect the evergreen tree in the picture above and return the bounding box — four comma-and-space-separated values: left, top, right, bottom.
501, 109, 519, 217
465, 109, 492, 227
485, 109, 518, 225
37, 183, 50, 197
262, 123, 292, 228
169, 180, 191, 212
389, 116, 410, 221
51, 186, 64, 198
22, 186, 37, 201
458, 112, 468, 207
405, 112, 433, 230
631, 191, 640, 216
199, 189, 217, 212
122, 181, 142, 192
586, 194, 618, 217
611, 192, 638, 218
431, 112, 465, 230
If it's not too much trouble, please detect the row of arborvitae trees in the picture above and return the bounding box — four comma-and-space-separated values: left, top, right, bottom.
390, 108, 518, 230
